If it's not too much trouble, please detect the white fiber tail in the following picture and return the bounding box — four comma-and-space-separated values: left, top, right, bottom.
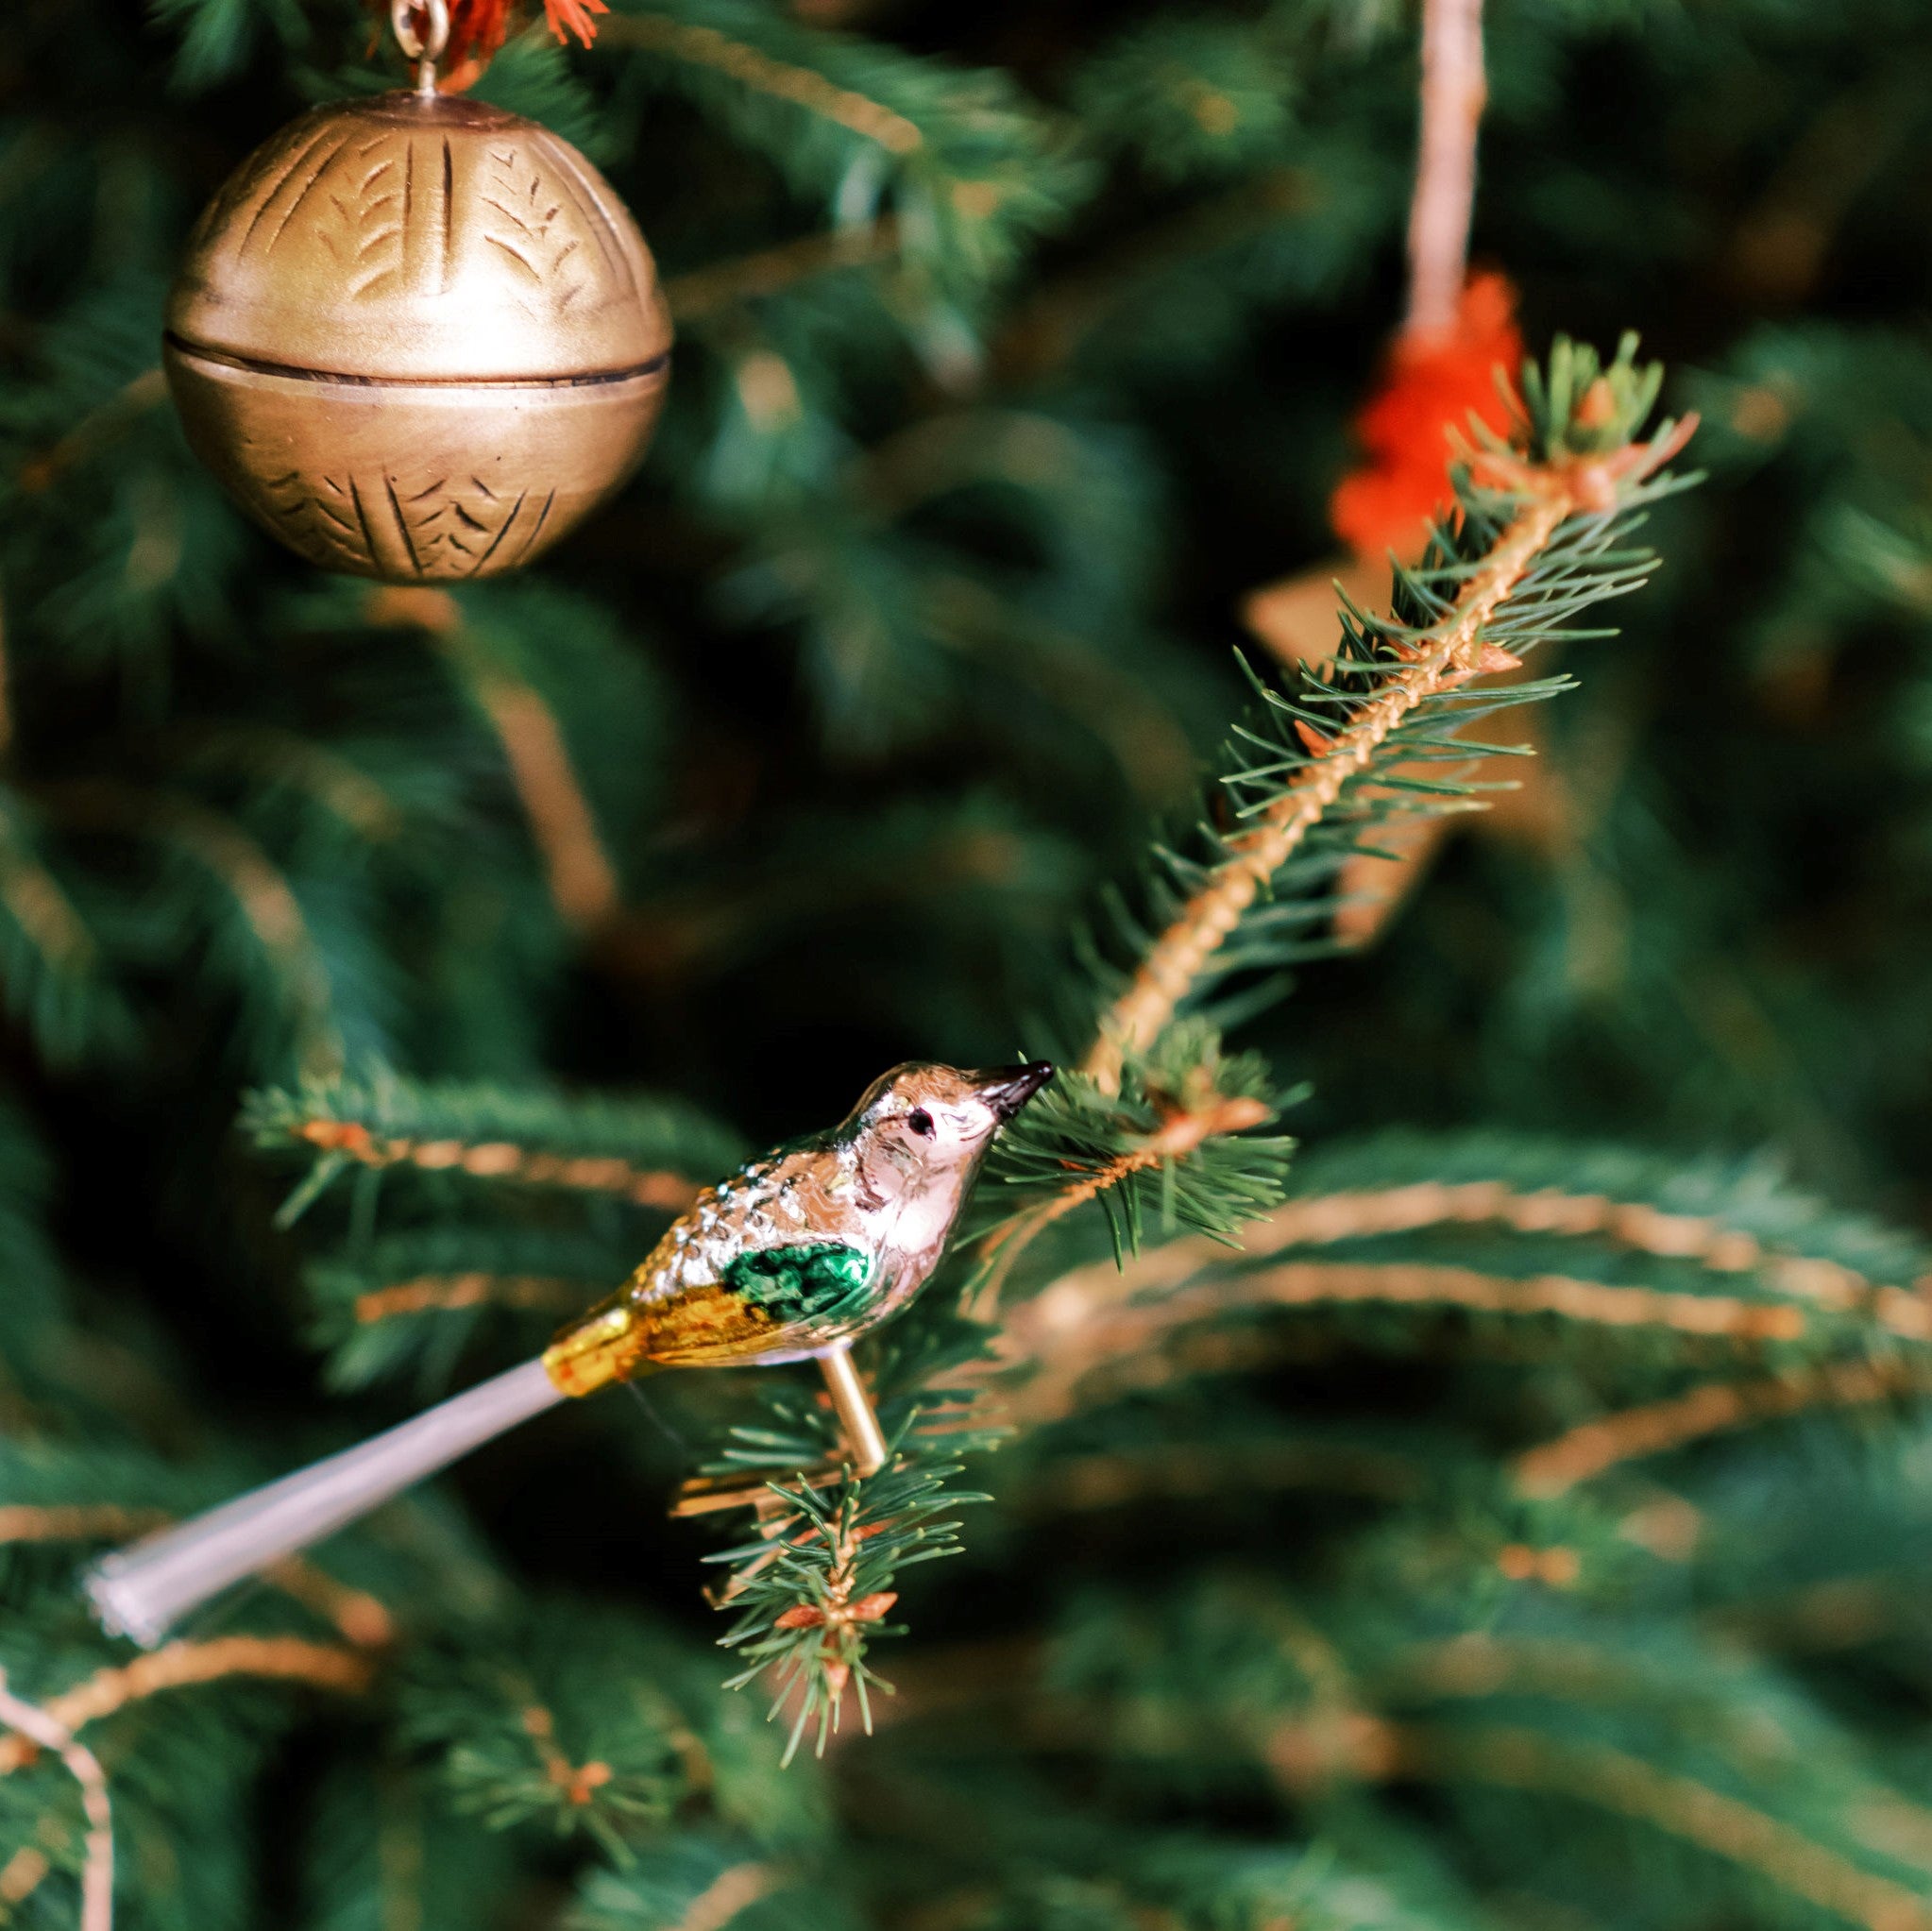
84, 1359, 565, 1647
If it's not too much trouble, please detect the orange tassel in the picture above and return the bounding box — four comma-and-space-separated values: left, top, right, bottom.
543, 0, 609, 47
386, 0, 603, 75
1330, 271, 1523, 562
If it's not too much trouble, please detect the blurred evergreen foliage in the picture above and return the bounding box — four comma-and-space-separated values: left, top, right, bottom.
4, 0, 1932, 1926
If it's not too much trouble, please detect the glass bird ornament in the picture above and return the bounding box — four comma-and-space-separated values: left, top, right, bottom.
163, 9, 669, 582
84, 1060, 1054, 1647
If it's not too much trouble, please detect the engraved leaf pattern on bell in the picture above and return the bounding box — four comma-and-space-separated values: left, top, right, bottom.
188, 106, 338, 262
288, 135, 412, 299
536, 134, 648, 305
238, 453, 566, 582
478, 143, 597, 317
391, 474, 558, 579
257, 469, 381, 576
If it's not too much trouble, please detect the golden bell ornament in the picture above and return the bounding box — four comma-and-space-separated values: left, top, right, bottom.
164, 4, 670, 582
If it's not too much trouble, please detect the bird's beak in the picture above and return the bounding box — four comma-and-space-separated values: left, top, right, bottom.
974, 1061, 1056, 1122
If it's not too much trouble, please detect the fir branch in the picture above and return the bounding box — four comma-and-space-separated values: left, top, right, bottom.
14, 367, 166, 496
1046, 1590, 1932, 1929
244, 1071, 741, 1225
0, 1669, 111, 1931
1084, 496, 1568, 1093
703, 342, 1697, 1743
1515, 1358, 1932, 1499
1006, 1435, 1424, 1517
663, 220, 902, 323
597, 0, 1083, 283
1280, 1132, 1932, 1295
0, 1497, 394, 1646
303, 1225, 625, 1391
710, 1461, 974, 1764
0, 1638, 372, 1778
369, 588, 622, 939
0, 584, 10, 768
989, 1132, 1932, 1403
0, 1504, 166, 1547
1071, 18, 1300, 187
974, 1034, 1292, 1297
1260, 1180, 1893, 1309
568, 1842, 801, 1931
1084, 347, 1695, 1093
38, 780, 343, 1076
681, 1320, 996, 1752
1001, 1257, 1816, 1428
990, 165, 1318, 382
1384, 1723, 1932, 1931
398, 1604, 770, 1858
600, 11, 924, 155
0, 794, 123, 1065
348, 1274, 590, 1325
163, 722, 407, 845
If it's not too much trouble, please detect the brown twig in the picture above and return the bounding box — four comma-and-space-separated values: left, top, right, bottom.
0, 816, 117, 971
364, 588, 622, 941
987, 1171, 1932, 1394
36, 782, 341, 1076
0, 1505, 168, 1547
1515, 1358, 1928, 1499
1254, 1176, 1932, 1342
444, 638, 619, 936
669, 1864, 781, 1931
999, 1256, 1806, 1428
1404, 0, 1486, 341
868, 1652, 1932, 1930
0, 1506, 394, 1649
1008, 1439, 1422, 1516
1252, 1178, 1884, 1308
17, 369, 168, 496
259, 1561, 397, 1650
665, 221, 901, 322
1387, 1724, 1932, 1931
597, 14, 922, 153
0, 1637, 371, 1778
291, 1115, 699, 1211
0, 1671, 112, 1931
351, 1273, 595, 1324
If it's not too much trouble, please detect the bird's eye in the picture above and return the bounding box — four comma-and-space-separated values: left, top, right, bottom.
907, 1108, 935, 1138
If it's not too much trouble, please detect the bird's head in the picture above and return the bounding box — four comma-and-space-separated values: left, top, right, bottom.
841, 1059, 1054, 1217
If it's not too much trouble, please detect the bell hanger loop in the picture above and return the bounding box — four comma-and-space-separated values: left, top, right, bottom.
391, 0, 450, 97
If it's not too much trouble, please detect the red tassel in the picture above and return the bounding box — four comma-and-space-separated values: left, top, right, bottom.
1330, 272, 1523, 562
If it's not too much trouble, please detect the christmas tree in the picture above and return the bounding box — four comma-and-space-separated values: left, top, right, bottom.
4, 0, 1932, 1924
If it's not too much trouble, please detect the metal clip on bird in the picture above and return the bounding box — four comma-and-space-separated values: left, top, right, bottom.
83, 1061, 1054, 1648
